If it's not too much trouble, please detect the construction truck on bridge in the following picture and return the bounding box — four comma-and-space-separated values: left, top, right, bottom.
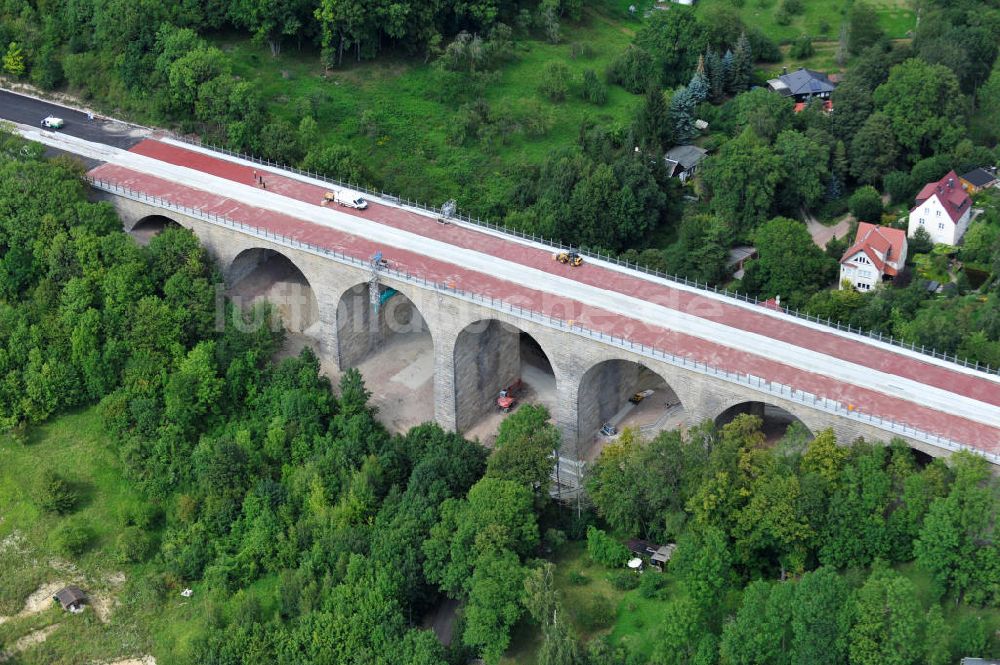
323, 189, 368, 210
554, 251, 583, 267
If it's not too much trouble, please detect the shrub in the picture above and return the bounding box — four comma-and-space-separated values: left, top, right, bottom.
884, 170, 914, 205
116, 526, 155, 563
790, 35, 814, 59
909, 226, 934, 255
570, 42, 594, 59
568, 571, 589, 586
37, 470, 78, 515
544, 528, 567, 551
539, 61, 571, 102
607, 46, 657, 94
118, 503, 160, 530
581, 69, 608, 105
849, 185, 883, 222
775, 6, 792, 26
608, 570, 640, 591
955, 615, 989, 656
521, 100, 555, 137
51, 520, 91, 556
586, 526, 631, 568
639, 571, 667, 598
782, 0, 805, 14
575, 595, 615, 631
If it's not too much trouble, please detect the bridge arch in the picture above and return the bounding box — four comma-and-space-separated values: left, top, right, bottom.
335, 281, 436, 429
452, 318, 559, 442
577, 358, 685, 457
128, 214, 184, 244
226, 247, 321, 336
714, 400, 815, 442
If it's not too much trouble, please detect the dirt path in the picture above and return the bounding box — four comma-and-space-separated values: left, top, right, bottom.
803, 209, 852, 249
0, 581, 66, 625
0, 624, 61, 662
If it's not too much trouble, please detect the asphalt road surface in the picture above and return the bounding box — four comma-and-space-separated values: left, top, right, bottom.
1, 88, 147, 150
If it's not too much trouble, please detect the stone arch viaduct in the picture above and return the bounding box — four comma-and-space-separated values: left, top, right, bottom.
107, 194, 996, 469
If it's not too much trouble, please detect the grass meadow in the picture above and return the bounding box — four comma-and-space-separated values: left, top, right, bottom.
696, 0, 916, 45
0, 408, 277, 664
214, 3, 641, 217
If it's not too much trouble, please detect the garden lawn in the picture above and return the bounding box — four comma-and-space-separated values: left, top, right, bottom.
213, 7, 639, 219
503, 540, 678, 663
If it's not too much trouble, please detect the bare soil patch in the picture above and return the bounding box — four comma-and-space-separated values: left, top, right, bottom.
0, 624, 61, 662
0, 581, 66, 625
94, 657, 156, 665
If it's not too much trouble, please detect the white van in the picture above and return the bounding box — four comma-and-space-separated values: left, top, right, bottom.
325, 190, 368, 209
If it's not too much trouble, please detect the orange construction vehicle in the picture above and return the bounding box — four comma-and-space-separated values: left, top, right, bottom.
497, 379, 523, 413
553, 251, 583, 267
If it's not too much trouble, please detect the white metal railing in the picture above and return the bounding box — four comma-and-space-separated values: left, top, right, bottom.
90, 177, 1000, 463
165, 135, 999, 378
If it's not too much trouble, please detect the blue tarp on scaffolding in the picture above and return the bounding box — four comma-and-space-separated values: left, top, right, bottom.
378, 287, 398, 307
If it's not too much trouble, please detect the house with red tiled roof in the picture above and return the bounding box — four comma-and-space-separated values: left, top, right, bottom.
907, 170, 972, 246
840, 222, 908, 292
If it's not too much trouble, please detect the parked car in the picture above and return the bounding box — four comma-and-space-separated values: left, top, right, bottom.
41, 116, 65, 129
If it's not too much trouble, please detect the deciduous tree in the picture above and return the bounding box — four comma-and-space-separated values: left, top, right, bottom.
873, 59, 964, 162
702, 129, 784, 233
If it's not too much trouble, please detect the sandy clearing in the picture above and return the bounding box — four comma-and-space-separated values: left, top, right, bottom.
0, 581, 65, 625
0, 532, 27, 553
0, 624, 61, 662
93, 656, 156, 665
90, 591, 115, 623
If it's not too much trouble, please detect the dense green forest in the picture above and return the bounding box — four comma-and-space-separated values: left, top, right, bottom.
2, 127, 1000, 664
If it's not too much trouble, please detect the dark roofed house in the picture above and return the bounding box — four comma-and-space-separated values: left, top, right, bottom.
767, 68, 837, 105
960, 167, 998, 194
53, 585, 87, 612
664, 145, 707, 183
627, 539, 657, 557
726, 246, 757, 279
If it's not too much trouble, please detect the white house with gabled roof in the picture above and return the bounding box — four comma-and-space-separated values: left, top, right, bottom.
908, 170, 972, 246
840, 222, 908, 292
